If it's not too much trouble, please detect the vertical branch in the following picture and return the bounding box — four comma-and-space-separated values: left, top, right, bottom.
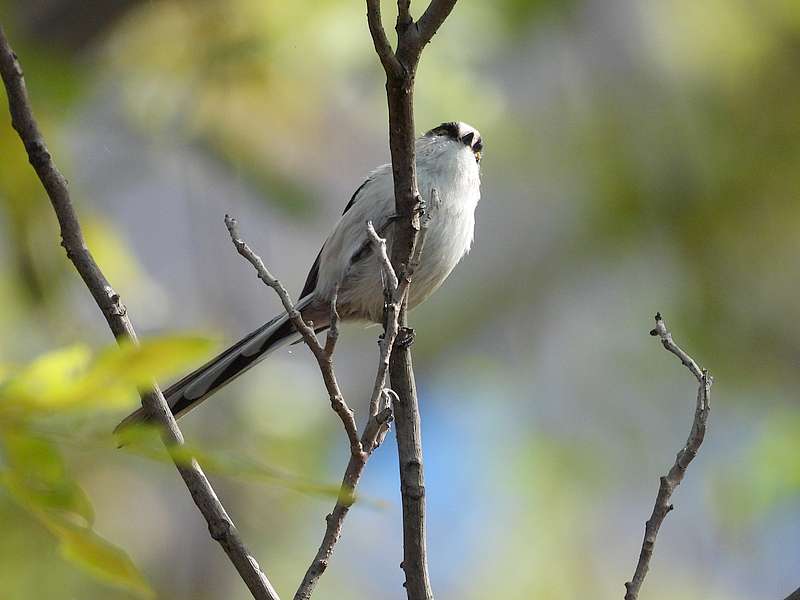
624, 313, 712, 600
0, 27, 281, 600
366, 2, 457, 598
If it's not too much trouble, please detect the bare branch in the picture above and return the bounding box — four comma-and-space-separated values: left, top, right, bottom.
624, 313, 713, 600
367, 220, 400, 294
295, 223, 414, 599
225, 214, 320, 350
0, 26, 280, 600
649, 312, 704, 381
294, 407, 392, 600
296, 213, 435, 599
223, 215, 404, 600
366, 222, 401, 418
224, 215, 361, 456
365, 1, 460, 595
386, 190, 433, 600
416, 0, 459, 48
224, 217, 396, 600
397, 189, 433, 296
323, 285, 341, 357
365, 206, 429, 419
366, 0, 402, 76
397, 0, 413, 30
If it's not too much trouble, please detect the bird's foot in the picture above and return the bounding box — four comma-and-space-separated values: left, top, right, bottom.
395, 327, 415, 349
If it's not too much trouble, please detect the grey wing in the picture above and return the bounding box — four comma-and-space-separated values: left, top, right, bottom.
299, 176, 374, 299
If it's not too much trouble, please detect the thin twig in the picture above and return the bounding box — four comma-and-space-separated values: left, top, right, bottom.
624, 313, 712, 600
222, 187, 408, 600
0, 26, 280, 600
225, 215, 318, 346
224, 215, 361, 456
365, 209, 429, 419
367, 220, 400, 292
224, 216, 406, 600
323, 285, 340, 357
366, 224, 398, 417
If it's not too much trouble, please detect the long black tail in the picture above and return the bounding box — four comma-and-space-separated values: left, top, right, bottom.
115, 296, 315, 433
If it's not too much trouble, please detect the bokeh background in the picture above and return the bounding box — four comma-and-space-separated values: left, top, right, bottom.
1, 1, 799, 598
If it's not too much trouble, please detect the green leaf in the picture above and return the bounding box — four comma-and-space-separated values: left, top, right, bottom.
117, 426, 347, 500
1, 336, 215, 413
0, 430, 152, 597
38, 512, 154, 599
80, 335, 216, 399
0, 345, 93, 409
1, 431, 94, 526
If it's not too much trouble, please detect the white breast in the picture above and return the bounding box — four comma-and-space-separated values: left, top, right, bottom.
315, 136, 481, 323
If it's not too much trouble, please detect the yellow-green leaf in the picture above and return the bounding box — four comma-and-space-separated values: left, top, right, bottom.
1, 431, 94, 525
38, 511, 154, 599
1, 336, 215, 413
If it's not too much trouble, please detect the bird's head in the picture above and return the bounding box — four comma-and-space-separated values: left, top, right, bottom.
425, 121, 483, 163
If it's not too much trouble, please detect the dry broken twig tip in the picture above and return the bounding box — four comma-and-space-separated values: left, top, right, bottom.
0, 27, 280, 600
624, 313, 712, 600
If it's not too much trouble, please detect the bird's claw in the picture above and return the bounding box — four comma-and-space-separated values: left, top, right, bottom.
395, 327, 415, 349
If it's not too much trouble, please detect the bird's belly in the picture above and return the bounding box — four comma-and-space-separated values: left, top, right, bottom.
336, 209, 473, 323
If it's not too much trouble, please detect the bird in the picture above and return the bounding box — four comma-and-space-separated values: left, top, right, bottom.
115, 121, 482, 431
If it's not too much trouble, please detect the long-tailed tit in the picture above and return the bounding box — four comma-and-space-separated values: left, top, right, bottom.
116, 121, 482, 429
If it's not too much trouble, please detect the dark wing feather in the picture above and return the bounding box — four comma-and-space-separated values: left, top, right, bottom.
299, 247, 323, 299
299, 176, 373, 298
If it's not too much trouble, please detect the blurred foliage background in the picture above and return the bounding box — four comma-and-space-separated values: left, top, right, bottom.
1, 0, 799, 598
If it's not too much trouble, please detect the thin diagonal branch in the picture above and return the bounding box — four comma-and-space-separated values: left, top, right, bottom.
0, 26, 280, 600
624, 313, 713, 600
224, 215, 360, 456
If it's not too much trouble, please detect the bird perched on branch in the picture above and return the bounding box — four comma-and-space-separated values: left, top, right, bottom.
116, 121, 483, 430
